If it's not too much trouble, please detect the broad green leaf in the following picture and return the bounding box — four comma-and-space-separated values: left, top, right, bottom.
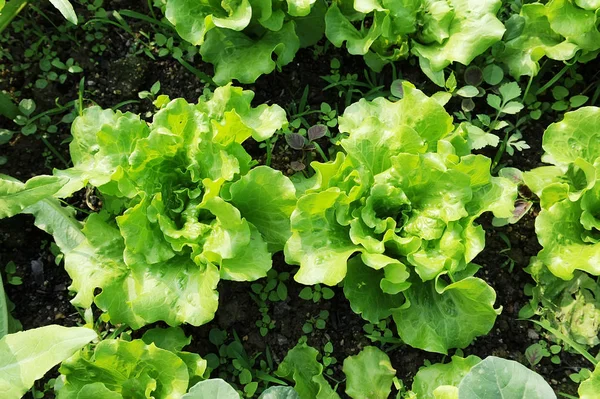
546, 0, 600, 51
343, 257, 404, 323
23, 198, 84, 254
0, 325, 96, 399
579, 363, 600, 399
201, 22, 300, 84
48, 0, 78, 24
293, 0, 327, 48
182, 379, 240, 398
325, 3, 386, 55
0, 174, 67, 218
226, 166, 297, 251
393, 276, 499, 354
117, 197, 176, 265
57, 339, 190, 399
275, 343, 339, 399
412, 355, 481, 399
342, 346, 396, 399
457, 356, 556, 399
142, 327, 191, 352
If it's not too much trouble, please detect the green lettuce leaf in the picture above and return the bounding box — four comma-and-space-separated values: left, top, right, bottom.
0, 325, 97, 399
497, 3, 581, 77
579, 363, 600, 399
224, 166, 297, 252
411, 0, 505, 71
342, 346, 396, 399
165, 0, 252, 45
412, 355, 481, 399
393, 275, 499, 354
201, 22, 300, 85
275, 343, 339, 399
0, 174, 68, 218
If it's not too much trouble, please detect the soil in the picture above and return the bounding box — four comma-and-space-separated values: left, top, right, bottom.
0, 1, 593, 398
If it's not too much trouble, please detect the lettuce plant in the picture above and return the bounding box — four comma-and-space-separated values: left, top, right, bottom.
284, 82, 517, 353
0, 85, 296, 329
325, 0, 505, 85
521, 257, 600, 348
409, 355, 556, 399
523, 107, 600, 281
497, 0, 600, 77
162, 0, 326, 84
521, 106, 600, 348
55, 327, 207, 398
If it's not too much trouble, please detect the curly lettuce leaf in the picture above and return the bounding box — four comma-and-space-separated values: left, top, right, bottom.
165, 0, 252, 45
325, 0, 504, 78
535, 199, 600, 280
411, 0, 505, 71
66, 214, 220, 329
523, 257, 600, 347
524, 107, 600, 281
546, 0, 600, 52
56, 339, 193, 399
343, 257, 405, 323
497, 3, 580, 77
540, 107, 600, 167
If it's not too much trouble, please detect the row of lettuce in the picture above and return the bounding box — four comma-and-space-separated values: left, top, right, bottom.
5, 322, 592, 398
156, 0, 600, 85
0, 82, 599, 397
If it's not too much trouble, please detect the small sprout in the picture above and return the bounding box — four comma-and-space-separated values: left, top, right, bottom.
308, 124, 327, 141
290, 161, 305, 171
483, 64, 504, 85
464, 66, 483, 86
390, 79, 405, 98
18, 99, 36, 117
461, 98, 475, 112
285, 133, 305, 150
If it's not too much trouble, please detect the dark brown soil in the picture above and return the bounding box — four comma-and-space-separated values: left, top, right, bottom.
0, 1, 594, 398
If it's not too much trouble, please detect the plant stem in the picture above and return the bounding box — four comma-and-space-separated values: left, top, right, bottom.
41, 136, 70, 168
